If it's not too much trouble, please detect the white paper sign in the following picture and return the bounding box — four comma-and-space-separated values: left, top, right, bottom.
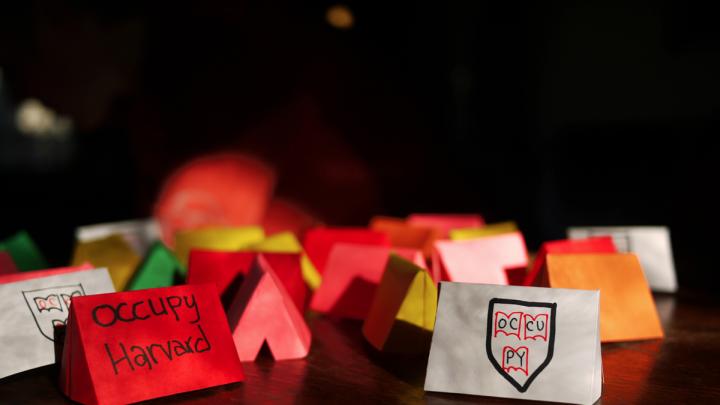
76, 218, 160, 256
567, 226, 677, 293
0, 268, 115, 379
425, 282, 601, 404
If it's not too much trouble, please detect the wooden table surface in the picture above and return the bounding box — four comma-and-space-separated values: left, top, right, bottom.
1, 290, 719, 404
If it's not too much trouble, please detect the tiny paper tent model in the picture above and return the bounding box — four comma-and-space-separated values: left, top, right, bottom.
126, 242, 184, 290
227, 255, 311, 361
0, 230, 48, 271
0, 268, 114, 380
432, 231, 528, 285
75, 218, 160, 257
173, 226, 265, 267
309, 243, 424, 319
546, 253, 664, 342
302, 227, 390, 275
188, 250, 306, 312
369, 216, 438, 257
405, 214, 484, 238
59, 284, 244, 405
362, 254, 437, 354
449, 221, 518, 240
245, 231, 321, 290
524, 236, 616, 286
568, 226, 678, 293
72, 235, 140, 290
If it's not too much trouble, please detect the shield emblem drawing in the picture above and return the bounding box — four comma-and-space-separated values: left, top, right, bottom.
486, 298, 557, 392
22, 284, 86, 341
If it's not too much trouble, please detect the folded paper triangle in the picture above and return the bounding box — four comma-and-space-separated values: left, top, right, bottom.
0, 230, 48, 271
188, 250, 306, 312
568, 226, 678, 293
76, 218, 160, 257
310, 243, 425, 319
60, 284, 244, 404
126, 242, 184, 290
406, 214, 484, 238
303, 227, 390, 276
524, 236, 616, 287
546, 253, 664, 342
72, 235, 140, 290
432, 232, 528, 285
425, 282, 602, 404
246, 232, 322, 290
0, 268, 114, 380
0, 252, 18, 275
370, 216, 439, 257
449, 221, 519, 241
227, 255, 311, 361
362, 254, 437, 354
173, 226, 265, 268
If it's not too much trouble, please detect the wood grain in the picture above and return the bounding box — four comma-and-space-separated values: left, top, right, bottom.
1, 291, 718, 404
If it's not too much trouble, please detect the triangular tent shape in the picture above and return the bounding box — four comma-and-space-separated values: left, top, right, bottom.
72, 235, 140, 290
246, 231, 321, 291
406, 214, 484, 238
188, 251, 306, 312
303, 227, 390, 277
524, 236, 616, 287
227, 255, 311, 361
547, 253, 664, 342
173, 226, 264, 268
310, 243, 424, 319
126, 242, 184, 290
0, 230, 48, 271
432, 231, 528, 285
362, 254, 437, 354
449, 221, 518, 240
60, 284, 244, 404
369, 216, 438, 257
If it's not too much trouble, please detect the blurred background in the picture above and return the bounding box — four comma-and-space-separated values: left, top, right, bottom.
0, 1, 718, 290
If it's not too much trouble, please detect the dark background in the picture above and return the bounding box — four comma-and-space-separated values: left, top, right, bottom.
0, 1, 717, 291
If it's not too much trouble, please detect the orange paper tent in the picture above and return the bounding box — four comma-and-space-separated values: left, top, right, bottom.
546, 253, 664, 342
406, 214, 484, 238
524, 236, 617, 286
370, 216, 439, 257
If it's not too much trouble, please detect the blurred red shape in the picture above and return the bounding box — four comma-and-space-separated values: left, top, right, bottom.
262, 198, 319, 238
0, 252, 18, 275
154, 153, 276, 245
